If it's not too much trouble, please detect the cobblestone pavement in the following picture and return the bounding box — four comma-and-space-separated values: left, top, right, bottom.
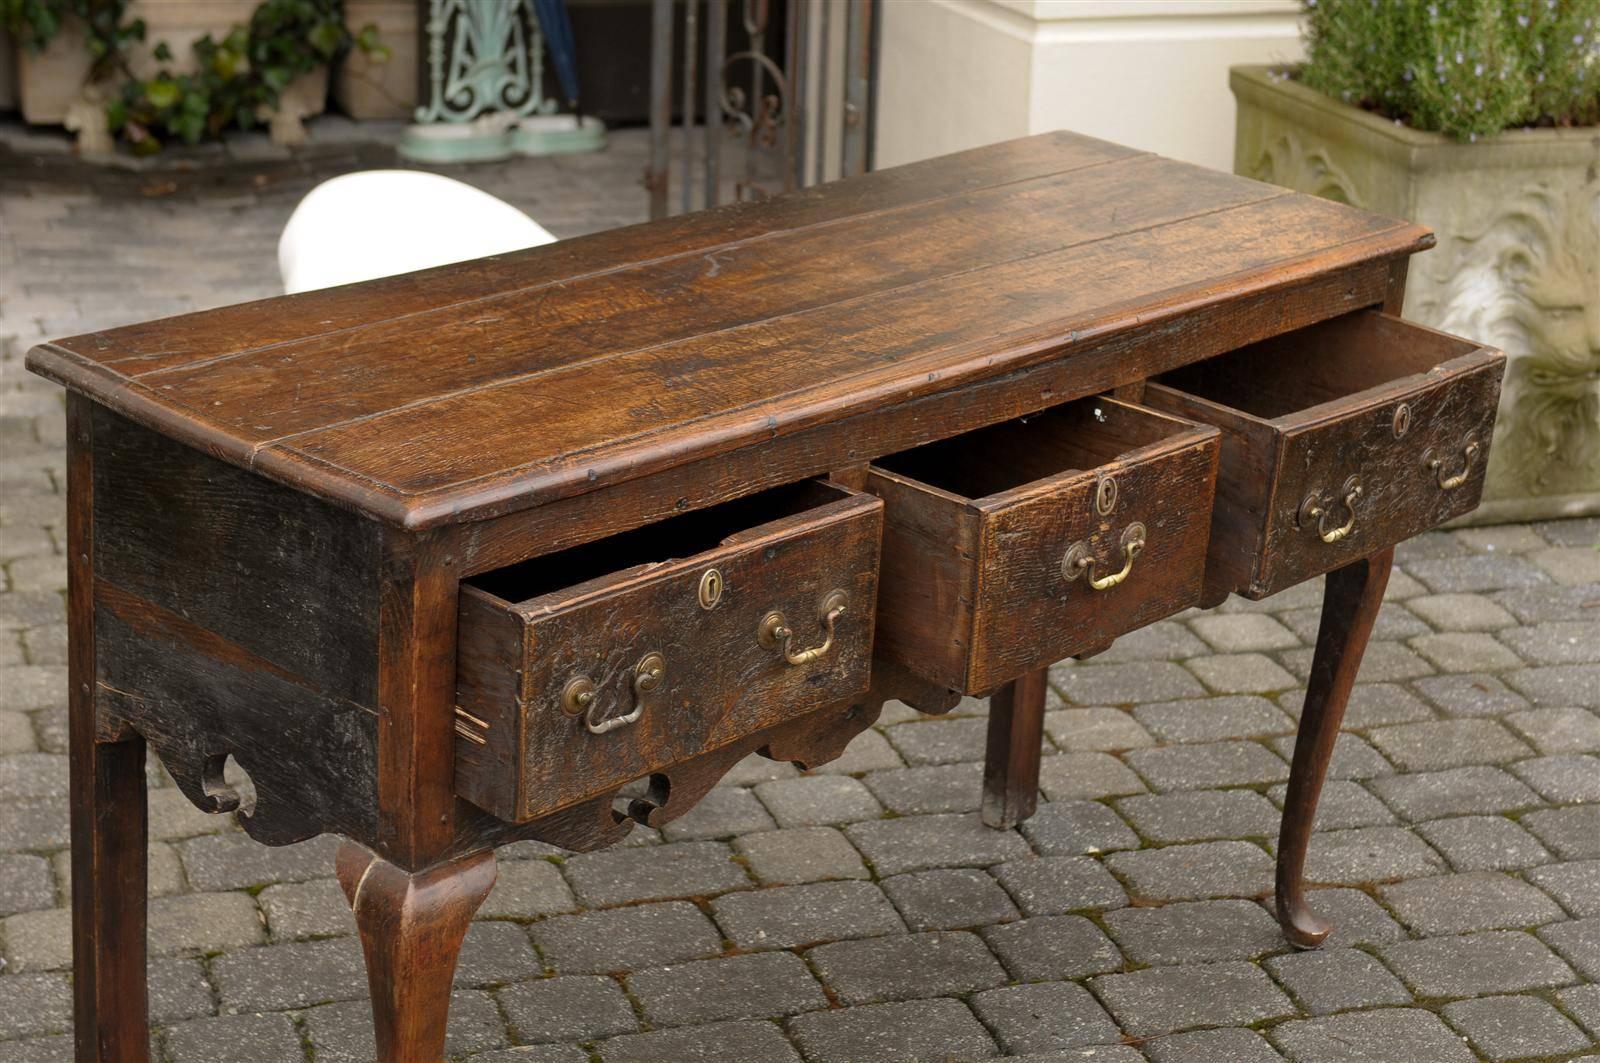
3, 121, 1600, 1063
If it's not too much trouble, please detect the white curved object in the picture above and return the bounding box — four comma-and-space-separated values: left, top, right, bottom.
277, 170, 557, 294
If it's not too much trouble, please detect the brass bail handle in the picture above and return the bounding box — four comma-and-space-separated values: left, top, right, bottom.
1298, 476, 1362, 544
759, 589, 849, 666
561, 651, 665, 735
1425, 435, 1480, 490
1062, 522, 1147, 592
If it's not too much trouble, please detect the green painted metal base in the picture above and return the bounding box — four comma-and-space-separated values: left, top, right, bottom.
398, 115, 607, 163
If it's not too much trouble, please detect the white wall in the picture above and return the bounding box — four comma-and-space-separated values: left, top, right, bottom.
876, 0, 1305, 172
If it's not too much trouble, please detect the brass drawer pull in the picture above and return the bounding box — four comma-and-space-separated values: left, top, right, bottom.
561, 652, 665, 735
759, 589, 849, 666
1062, 522, 1146, 591
1425, 436, 1480, 490
1298, 476, 1362, 544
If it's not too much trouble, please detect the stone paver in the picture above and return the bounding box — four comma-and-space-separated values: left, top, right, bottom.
1300, 826, 1447, 884
969, 982, 1120, 1054
1525, 805, 1600, 859
711, 880, 904, 951
496, 975, 637, 1044
1366, 718, 1533, 771
1116, 788, 1281, 843
531, 901, 723, 974
1540, 916, 1600, 980
1132, 695, 1292, 744
1018, 798, 1139, 856
1381, 870, 1566, 935
786, 999, 997, 1062
1380, 930, 1578, 997
979, 914, 1122, 981
597, 1019, 802, 1063
1442, 994, 1592, 1062
1106, 840, 1274, 900
1123, 739, 1289, 791
1044, 706, 1155, 752
1145, 1027, 1285, 1063
845, 812, 1031, 875
1, 139, 1596, 1060
1034, 751, 1148, 801
1528, 860, 1600, 917
1265, 946, 1411, 1015
807, 930, 1007, 1005
1506, 705, 1600, 754
1102, 898, 1282, 965
561, 840, 750, 907
626, 951, 826, 1026
1092, 960, 1296, 1036
732, 826, 869, 885
307, 992, 507, 1060
880, 867, 1020, 931
1414, 814, 1552, 872
1368, 765, 1541, 821
990, 855, 1127, 915
1271, 1008, 1476, 1063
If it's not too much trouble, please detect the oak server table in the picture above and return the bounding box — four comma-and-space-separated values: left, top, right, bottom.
28, 132, 1504, 1062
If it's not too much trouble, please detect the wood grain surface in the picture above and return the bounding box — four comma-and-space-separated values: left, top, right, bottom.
27, 132, 1431, 528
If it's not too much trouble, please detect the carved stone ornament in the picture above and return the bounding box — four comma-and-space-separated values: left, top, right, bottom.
1230, 64, 1600, 521
1416, 176, 1600, 506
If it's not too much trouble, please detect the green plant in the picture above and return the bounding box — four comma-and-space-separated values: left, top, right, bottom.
1299, 0, 1600, 140
2, 0, 145, 82
105, 0, 387, 153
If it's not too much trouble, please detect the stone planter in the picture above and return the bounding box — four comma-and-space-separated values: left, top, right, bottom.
335, 0, 417, 120
1232, 64, 1599, 524
13, 0, 327, 146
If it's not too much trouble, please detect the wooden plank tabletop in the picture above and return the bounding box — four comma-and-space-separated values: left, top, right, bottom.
27, 132, 1432, 529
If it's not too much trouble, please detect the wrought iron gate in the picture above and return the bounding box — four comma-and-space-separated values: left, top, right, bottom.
646, 0, 881, 219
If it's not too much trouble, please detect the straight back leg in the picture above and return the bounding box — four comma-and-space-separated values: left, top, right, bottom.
981, 667, 1050, 829
67, 392, 151, 1061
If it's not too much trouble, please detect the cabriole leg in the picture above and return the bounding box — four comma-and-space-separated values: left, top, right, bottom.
1276, 548, 1393, 948
336, 841, 497, 1062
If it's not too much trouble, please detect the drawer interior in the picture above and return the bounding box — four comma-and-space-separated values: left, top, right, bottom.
866, 394, 1218, 694
1153, 310, 1475, 420
872, 395, 1194, 500
467, 479, 853, 606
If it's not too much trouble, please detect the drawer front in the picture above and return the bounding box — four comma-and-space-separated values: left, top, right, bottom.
456, 488, 881, 823
1145, 310, 1506, 601
867, 398, 1219, 695
967, 429, 1218, 692
1259, 351, 1502, 594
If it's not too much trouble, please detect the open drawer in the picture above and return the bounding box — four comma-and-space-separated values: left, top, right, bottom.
1144, 309, 1505, 602
865, 397, 1219, 696
454, 480, 882, 823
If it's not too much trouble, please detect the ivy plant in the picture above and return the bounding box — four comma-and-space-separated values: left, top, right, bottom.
2, 0, 146, 82
3, 0, 386, 153
108, 0, 387, 153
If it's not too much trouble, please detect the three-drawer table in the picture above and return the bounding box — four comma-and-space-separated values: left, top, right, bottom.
27, 131, 1504, 1062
